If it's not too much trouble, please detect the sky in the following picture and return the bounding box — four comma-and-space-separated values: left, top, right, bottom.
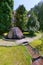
14, 0, 41, 11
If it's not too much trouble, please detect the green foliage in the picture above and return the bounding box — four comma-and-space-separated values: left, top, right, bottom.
15, 5, 27, 31
30, 2, 43, 31
0, 0, 14, 34
35, 37, 43, 55
27, 11, 40, 35
38, 2, 43, 31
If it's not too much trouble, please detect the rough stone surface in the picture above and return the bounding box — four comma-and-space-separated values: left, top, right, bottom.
6, 27, 24, 39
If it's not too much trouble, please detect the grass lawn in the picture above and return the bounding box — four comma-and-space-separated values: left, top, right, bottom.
0, 46, 31, 65
0, 33, 43, 65
30, 37, 43, 55
23, 31, 41, 37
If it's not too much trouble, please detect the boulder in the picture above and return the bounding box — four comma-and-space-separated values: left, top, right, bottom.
5, 27, 24, 39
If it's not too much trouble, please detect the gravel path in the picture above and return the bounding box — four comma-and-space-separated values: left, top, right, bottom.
0, 33, 42, 46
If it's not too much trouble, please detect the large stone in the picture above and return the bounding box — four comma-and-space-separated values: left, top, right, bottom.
5, 27, 24, 39
8, 29, 13, 39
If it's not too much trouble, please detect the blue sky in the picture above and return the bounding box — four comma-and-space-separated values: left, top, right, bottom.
14, 0, 41, 11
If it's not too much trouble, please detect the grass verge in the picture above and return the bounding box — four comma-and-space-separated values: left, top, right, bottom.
0, 46, 31, 65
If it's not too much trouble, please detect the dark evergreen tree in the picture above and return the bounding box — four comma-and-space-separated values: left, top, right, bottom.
0, 0, 14, 34
30, 1, 43, 31
15, 5, 27, 31
27, 11, 40, 35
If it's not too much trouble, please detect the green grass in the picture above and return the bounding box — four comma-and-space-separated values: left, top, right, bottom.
30, 37, 43, 55
23, 32, 29, 34
0, 32, 43, 65
35, 37, 43, 55
30, 39, 42, 47
0, 38, 43, 65
0, 46, 31, 65
23, 31, 41, 37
